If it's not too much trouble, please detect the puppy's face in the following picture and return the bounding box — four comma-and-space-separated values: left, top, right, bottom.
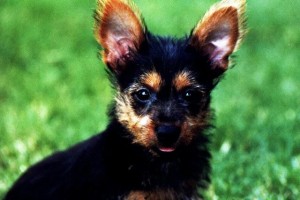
114, 37, 214, 153
95, 0, 246, 154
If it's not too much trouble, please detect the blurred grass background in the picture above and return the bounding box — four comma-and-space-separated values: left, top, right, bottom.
0, 0, 299, 199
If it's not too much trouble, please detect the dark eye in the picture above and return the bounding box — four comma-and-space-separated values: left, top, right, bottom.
135, 88, 151, 102
182, 89, 202, 102
183, 90, 194, 101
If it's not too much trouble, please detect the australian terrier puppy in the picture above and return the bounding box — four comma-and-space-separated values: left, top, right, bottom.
5, 0, 246, 199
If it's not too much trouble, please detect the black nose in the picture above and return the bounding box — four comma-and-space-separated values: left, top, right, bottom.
155, 125, 180, 147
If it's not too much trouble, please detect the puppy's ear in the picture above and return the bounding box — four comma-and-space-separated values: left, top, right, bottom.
190, 0, 246, 74
95, 0, 145, 74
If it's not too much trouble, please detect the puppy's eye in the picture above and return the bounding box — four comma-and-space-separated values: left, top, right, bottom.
135, 88, 151, 102
183, 90, 194, 101
182, 89, 202, 102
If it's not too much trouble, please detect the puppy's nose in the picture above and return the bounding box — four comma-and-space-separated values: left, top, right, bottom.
155, 125, 180, 147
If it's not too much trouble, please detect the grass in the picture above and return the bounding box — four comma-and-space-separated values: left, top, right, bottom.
0, 0, 300, 199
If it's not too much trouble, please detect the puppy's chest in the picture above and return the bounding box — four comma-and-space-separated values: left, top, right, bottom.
117, 167, 200, 200
121, 171, 200, 200
124, 189, 200, 200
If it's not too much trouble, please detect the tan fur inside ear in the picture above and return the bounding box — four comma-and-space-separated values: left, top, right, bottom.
94, 0, 145, 72
191, 0, 246, 70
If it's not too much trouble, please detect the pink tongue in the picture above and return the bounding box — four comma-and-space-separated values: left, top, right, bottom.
159, 147, 175, 153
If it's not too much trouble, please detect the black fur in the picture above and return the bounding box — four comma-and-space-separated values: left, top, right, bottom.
4, 122, 211, 199
1, 0, 250, 194
4, 32, 215, 200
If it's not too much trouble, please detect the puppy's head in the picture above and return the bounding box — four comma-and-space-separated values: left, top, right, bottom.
95, 0, 246, 154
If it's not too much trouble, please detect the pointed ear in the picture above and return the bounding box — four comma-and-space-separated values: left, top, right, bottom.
190, 0, 246, 73
94, 0, 145, 74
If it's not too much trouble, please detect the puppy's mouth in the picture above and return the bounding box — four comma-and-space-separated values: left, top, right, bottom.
158, 146, 176, 153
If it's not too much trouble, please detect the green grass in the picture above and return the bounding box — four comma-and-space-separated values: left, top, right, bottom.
1, 0, 300, 199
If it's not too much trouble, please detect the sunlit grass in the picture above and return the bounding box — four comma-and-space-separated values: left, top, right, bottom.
1, 0, 300, 199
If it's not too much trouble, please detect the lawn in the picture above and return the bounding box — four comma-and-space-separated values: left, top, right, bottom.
0, 0, 300, 199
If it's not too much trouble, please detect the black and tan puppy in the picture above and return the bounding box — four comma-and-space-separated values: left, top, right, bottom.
5, 0, 246, 199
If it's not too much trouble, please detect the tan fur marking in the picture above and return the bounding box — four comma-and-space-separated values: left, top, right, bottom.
181, 111, 211, 145
193, 0, 246, 50
94, 0, 145, 67
191, 0, 246, 69
141, 71, 162, 92
126, 191, 146, 200
126, 188, 198, 200
95, 0, 144, 43
173, 71, 196, 91
115, 91, 156, 149
194, 7, 239, 56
